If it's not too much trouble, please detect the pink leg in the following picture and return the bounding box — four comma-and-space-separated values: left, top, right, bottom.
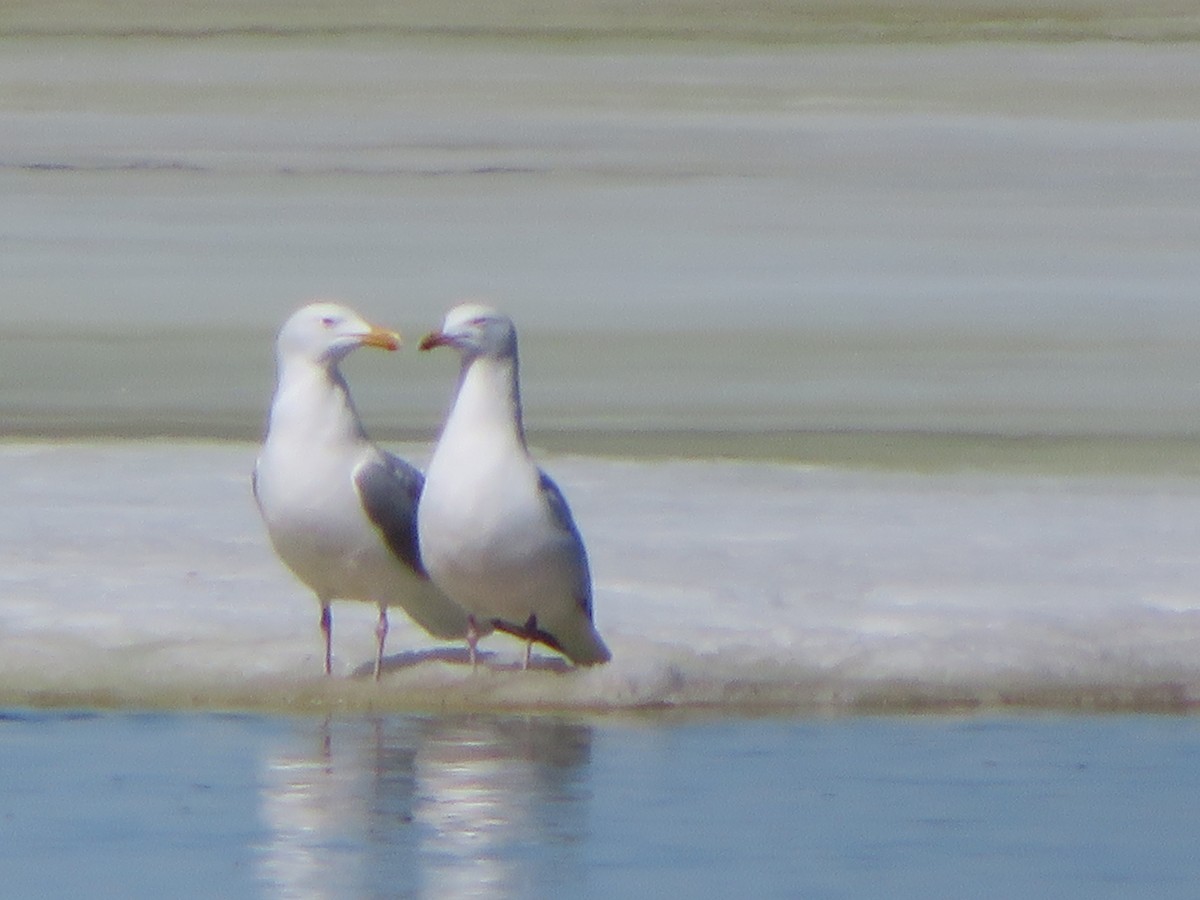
373, 606, 389, 682
467, 615, 480, 670
522, 613, 537, 671
320, 604, 333, 675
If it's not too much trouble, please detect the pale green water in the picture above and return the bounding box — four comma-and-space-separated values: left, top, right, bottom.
7, 327, 1200, 472
5, 14, 1200, 472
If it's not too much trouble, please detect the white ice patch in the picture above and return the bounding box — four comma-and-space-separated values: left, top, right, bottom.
3, 442, 1200, 714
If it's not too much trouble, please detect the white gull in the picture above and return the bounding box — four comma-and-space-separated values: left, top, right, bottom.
417, 303, 611, 668
253, 301, 470, 679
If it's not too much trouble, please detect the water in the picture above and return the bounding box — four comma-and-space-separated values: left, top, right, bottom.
5, 1, 1200, 893
6, 21, 1200, 445
4, 711, 1200, 899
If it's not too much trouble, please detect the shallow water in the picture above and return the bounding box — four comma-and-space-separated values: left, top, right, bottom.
6, 13, 1200, 454
4, 710, 1200, 899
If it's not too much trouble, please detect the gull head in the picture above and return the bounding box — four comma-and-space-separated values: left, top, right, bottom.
419, 302, 517, 360
277, 301, 401, 367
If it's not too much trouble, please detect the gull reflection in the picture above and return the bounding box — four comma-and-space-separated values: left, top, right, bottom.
256, 715, 592, 899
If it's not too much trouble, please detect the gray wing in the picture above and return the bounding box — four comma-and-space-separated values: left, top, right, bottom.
537, 470, 595, 620
354, 452, 428, 578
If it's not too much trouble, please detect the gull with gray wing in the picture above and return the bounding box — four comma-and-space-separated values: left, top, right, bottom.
253, 301, 470, 679
418, 303, 611, 668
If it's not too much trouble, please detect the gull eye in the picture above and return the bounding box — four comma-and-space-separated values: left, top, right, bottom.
320, 316, 337, 329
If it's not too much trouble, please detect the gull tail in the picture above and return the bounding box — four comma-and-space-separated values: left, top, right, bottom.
564, 627, 612, 666
550, 620, 612, 667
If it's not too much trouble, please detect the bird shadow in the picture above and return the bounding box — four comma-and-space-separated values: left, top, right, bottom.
351, 646, 573, 679
484, 655, 573, 674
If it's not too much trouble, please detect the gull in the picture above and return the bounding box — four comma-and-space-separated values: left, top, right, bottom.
417, 303, 611, 669
253, 301, 470, 679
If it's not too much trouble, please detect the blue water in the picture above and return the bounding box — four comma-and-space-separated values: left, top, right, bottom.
2, 711, 1199, 898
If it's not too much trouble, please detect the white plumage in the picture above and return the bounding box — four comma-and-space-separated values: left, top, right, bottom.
253, 301, 470, 679
418, 303, 611, 668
